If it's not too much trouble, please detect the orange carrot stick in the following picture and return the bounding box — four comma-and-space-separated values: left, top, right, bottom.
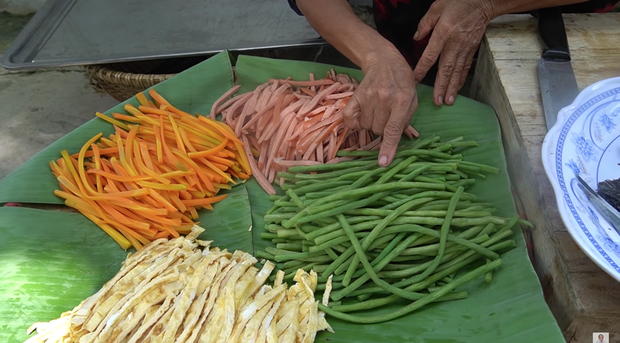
148, 89, 195, 118
167, 113, 186, 153
91, 144, 103, 193
124, 104, 160, 126
76, 133, 104, 196
71, 147, 119, 159
188, 206, 199, 219
112, 113, 142, 123
146, 215, 182, 227
146, 188, 177, 213
153, 231, 171, 239
138, 105, 181, 117
136, 92, 150, 106
95, 112, 130, 131
198, 116, 242, 145
98, 201, 151, 232
187, 138, 229, 159
204, 154, 235, 168
180, 194, 227, 207
124, 125, 140, 172
170, 149, 218, 191
82, 212, 132, 250
148, 88, 171, 106
151, 222, 180, 238
168, 191, 187, 213
86, 169, 153, 182
233, 140, 251, 175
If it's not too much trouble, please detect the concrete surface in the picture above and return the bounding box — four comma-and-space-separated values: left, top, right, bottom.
0, 0, 45, 15
0, 12, 119, 180
0, 0, 372, 15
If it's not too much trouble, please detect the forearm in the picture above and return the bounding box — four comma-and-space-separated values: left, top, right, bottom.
296, 0, 401, 69
490, 0, 589, 16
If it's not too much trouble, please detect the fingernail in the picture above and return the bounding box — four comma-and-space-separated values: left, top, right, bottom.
413, 31, 420, 40
447, 95, 455, 105
437, 96, 443, 105
379, 155, 388, 166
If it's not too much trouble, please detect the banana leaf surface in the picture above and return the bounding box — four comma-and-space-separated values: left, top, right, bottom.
0, 52, 564, 343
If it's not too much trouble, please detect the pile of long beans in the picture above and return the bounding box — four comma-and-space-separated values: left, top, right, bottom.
256, 135, 531, 323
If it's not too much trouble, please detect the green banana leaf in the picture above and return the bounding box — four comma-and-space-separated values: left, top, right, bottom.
0, 207, 127, 342
0, 52, 564, 343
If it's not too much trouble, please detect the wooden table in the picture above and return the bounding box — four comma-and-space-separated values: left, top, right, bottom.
470, 13, 620, 342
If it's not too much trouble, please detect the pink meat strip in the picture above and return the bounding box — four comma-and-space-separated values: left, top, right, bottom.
297, 82, 343, 117
325, 92, 354, 100
309, 73, 316, 93
209, 85, 241, 120
271, 79, 335, 87
234, 86, 263, 136
243, 84, 292, 132
326, 156, 356, 164
265, 112, 298, 173
273, 159, 322, 167
241, 135, 275, 195
222, 92, 252, 125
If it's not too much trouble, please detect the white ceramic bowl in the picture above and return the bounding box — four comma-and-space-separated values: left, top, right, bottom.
541, 76, 620, 282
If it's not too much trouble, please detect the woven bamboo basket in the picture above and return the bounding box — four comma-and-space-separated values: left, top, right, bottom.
81, 48, 322, 102
81, 60, 177, 102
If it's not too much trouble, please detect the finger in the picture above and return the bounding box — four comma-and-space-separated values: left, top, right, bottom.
458, 50, 477, 90
414, 2, 442, 41
357, 88, 377, 131
342, 95, 362, 130
413, 33, 446, 87
378, 99, 417, 167
359, 105, 375, 131
444, 52, 469, 105
430, 41, 460, 106
371, 107, 390, 136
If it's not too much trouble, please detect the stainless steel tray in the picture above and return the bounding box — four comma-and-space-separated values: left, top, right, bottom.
1, 0, 325, 70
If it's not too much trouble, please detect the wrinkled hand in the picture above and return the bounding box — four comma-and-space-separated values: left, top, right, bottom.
342, 51, 418, 167
413, 0, 496, 106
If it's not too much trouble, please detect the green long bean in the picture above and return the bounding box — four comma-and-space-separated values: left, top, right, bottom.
320, 259, 502, 323
259, 138, 521, 317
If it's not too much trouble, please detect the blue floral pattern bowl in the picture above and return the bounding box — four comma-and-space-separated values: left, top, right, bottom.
542, 76, 620, 282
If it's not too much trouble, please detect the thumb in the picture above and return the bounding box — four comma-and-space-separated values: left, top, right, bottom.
414, 4, 441, 41
378, 111, 408, 167
341, 95, 362, 130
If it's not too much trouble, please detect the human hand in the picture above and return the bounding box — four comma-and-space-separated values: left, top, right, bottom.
342, 51, 418, 167
412, 0, 496, 106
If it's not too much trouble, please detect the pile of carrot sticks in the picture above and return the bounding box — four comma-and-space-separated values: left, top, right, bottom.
51, 89, 251, 250
211, 69, 419, 195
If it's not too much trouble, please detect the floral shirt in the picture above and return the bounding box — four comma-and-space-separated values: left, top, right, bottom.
288, 0, 619, 71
